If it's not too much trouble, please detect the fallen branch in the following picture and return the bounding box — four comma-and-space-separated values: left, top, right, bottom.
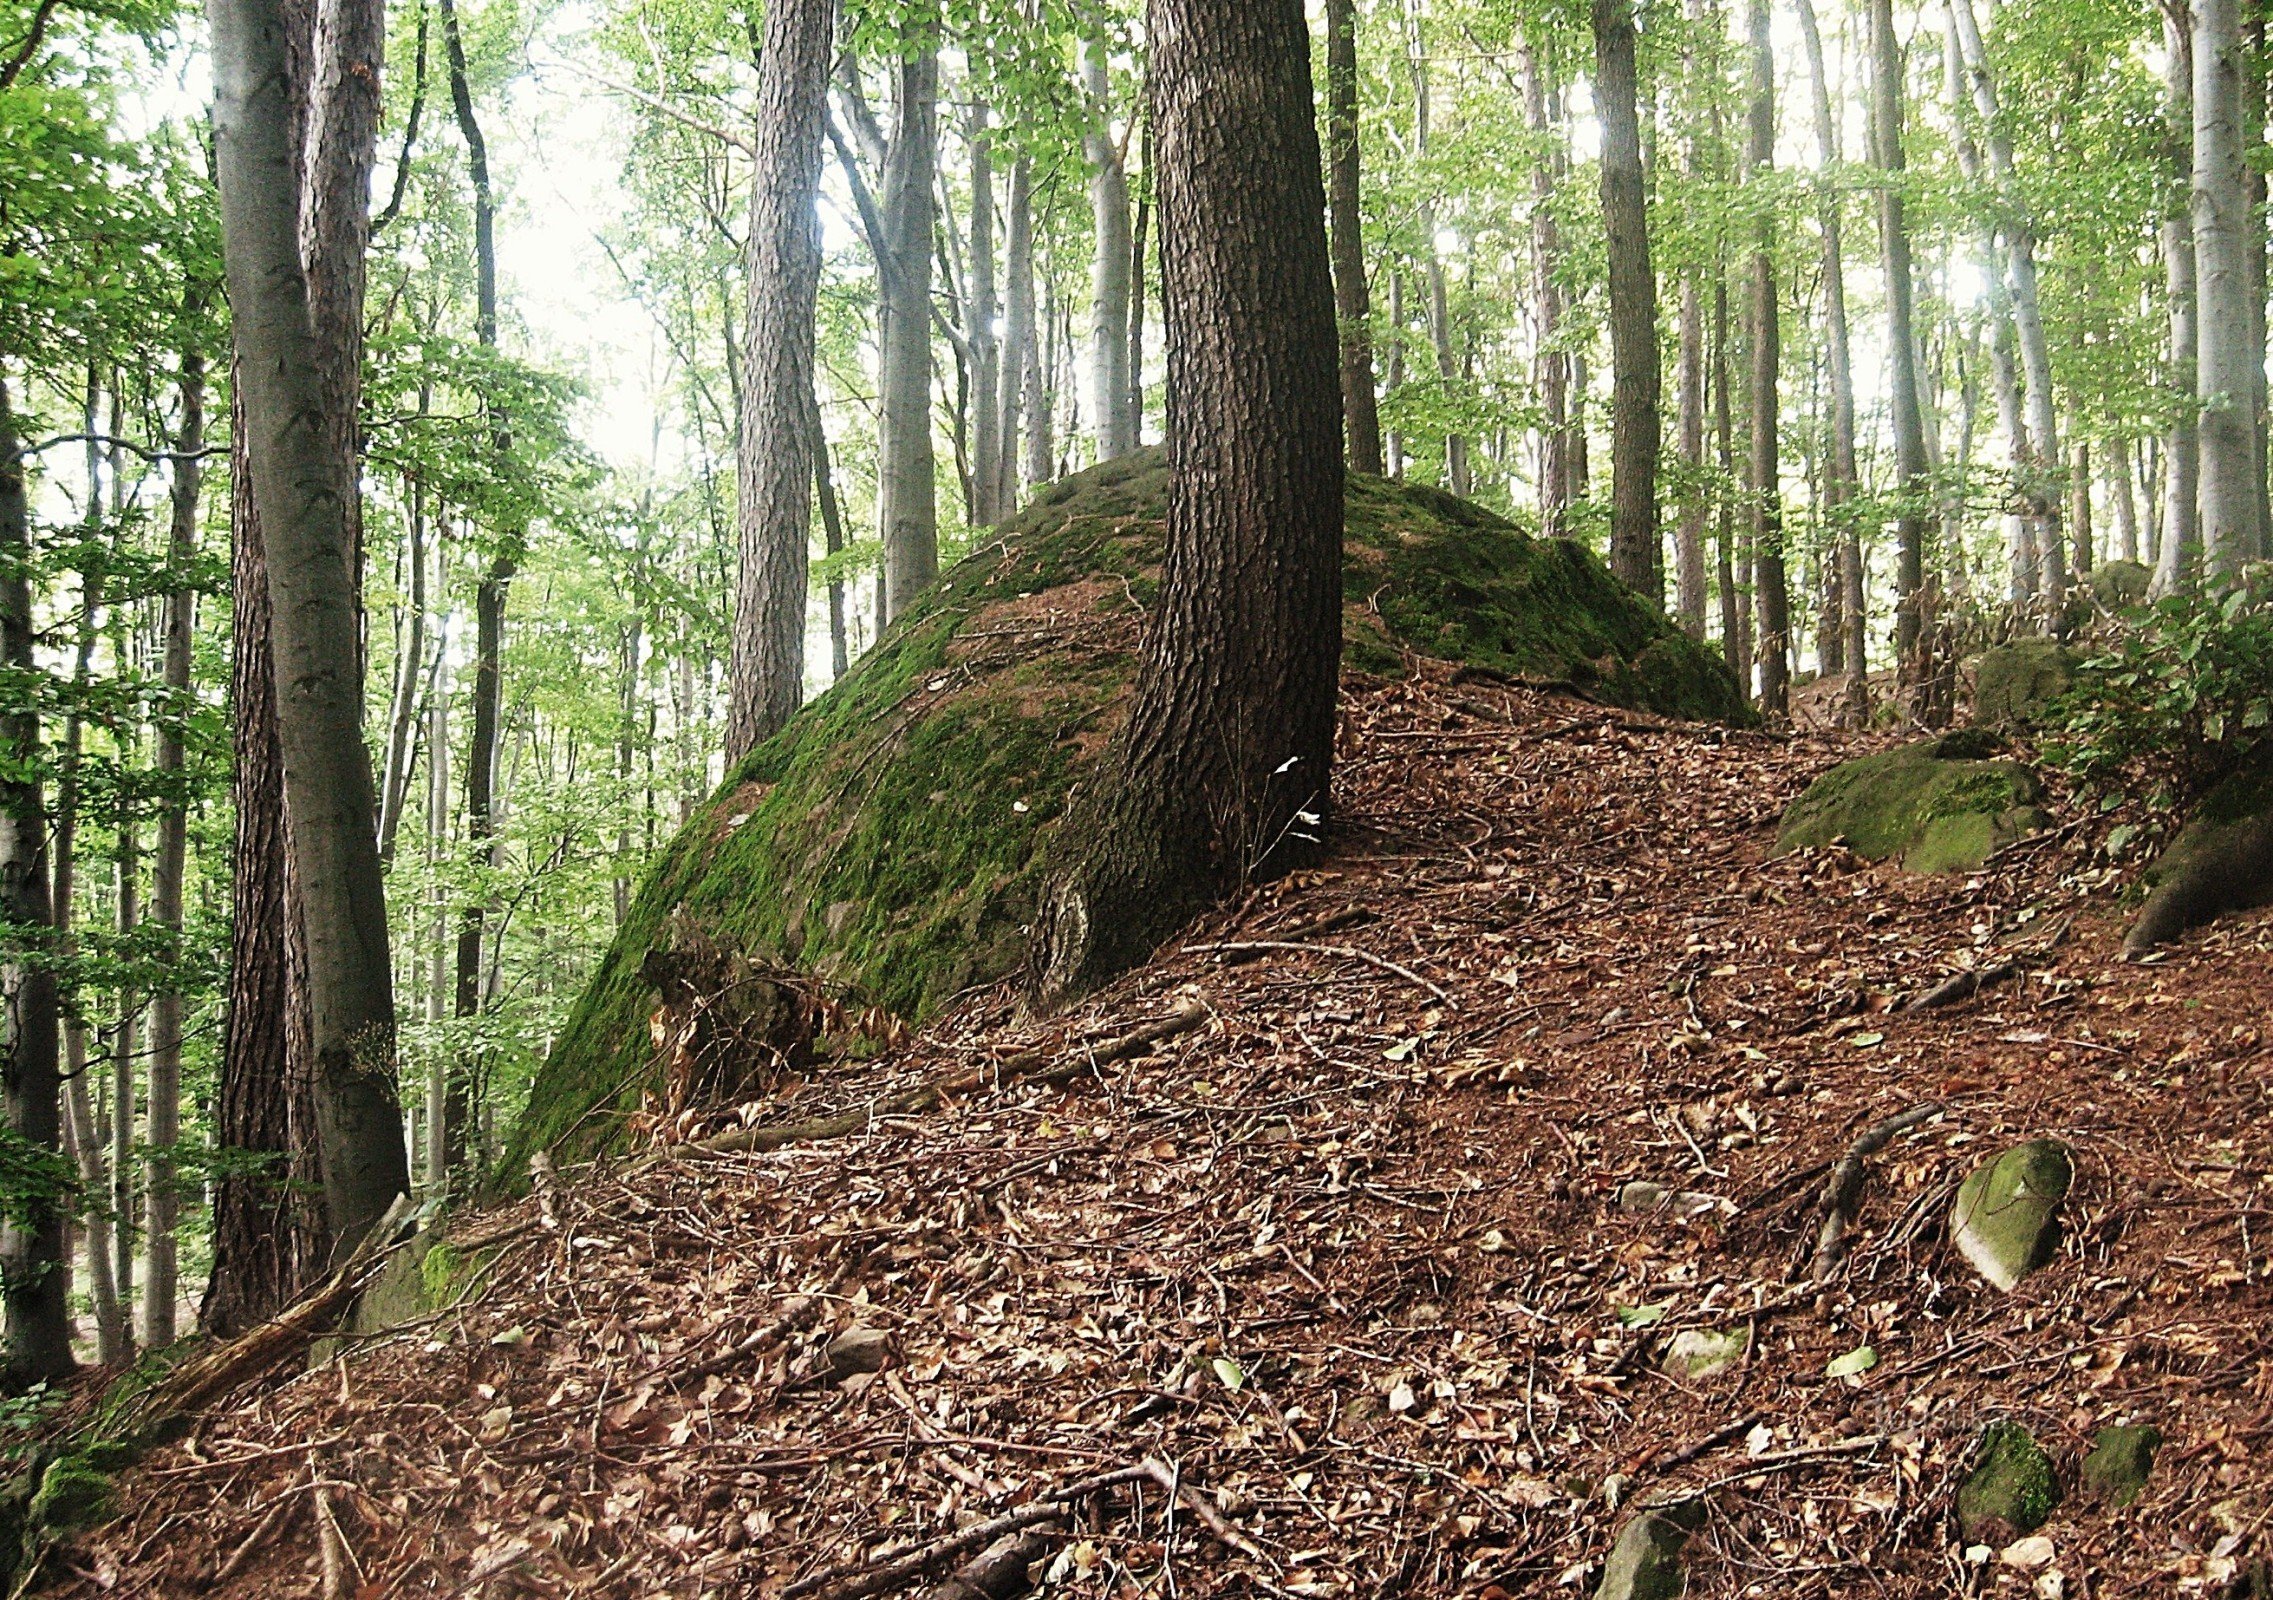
1647, 1411, 1762, 1476
919, 1530, 1058, 1600
1806, 1104, 1945, 1284
1184, 940, 1451, 1003
1903, 960, 2017, 1012
659, 1003, 1211, 1163
1691, 1435, 1886, 1495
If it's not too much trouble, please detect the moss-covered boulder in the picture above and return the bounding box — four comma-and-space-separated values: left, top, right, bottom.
1971, 638, 2077, 727
2089, 559, 2153, 613
1950, 1138, 2073, 1292
2125, 745, 2273, 953
507, 451, 1740, 1172
1958, 1422, 2062, 1546
2080, 1424, 2160, 1507
1775, 731, 2050, 873
1596, 1499, 1706, 1600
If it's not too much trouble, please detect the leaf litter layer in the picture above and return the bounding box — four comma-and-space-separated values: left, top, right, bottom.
50, 668, 2273, 1600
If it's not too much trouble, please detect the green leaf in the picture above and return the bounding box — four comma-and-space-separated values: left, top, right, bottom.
1616, 1301, 1673, 1329
1825, 1345, 1878, 1379
1211, 1357, 1245, 1392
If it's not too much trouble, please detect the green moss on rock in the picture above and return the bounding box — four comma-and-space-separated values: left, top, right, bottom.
506, 450, 1740, 1174
1958, 1422, 2062, 1545
1971, 638, 2078, 728
1775, 734, 2049, 873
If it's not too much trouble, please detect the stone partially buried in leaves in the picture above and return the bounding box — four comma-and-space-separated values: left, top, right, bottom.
2080, 1424, 2161, 1508
1950, 1138, 2073, 1291
1774, 732, 2049, 875
1596, 1498, 1707, 1600
1659, 1328, 1747, 1382
825, 1327, 891, 1380
1958, 1422, 2062, 1546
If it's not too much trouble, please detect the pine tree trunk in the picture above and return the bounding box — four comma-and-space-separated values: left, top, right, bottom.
212, 0, 409, 1262
1085, 41, 1136, 461
968, 101, 1003, 521
1523, 38, 1570, 537
2195, 0, 2265, 576
725, 0, 832, 761
0, 371, 72, 1383
1034, 0, 1343, 1004
879, 39, 939, 617
1743, 0, 1787, 715
1325, 0, 1382, 474
1594, 0, 1661, 604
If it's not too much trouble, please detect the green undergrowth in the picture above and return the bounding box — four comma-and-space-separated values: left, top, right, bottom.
504, 450, 1742, 1177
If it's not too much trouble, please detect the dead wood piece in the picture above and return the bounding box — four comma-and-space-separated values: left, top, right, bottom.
663, 1003, 1210, 1163
1903, 959, 2018, 1012
1648, 1411, 1763, 1475
211, 1494, 300, 1587
1806, 1104, 1945, 1284
917, 1530, 1058, 1600
1184, 940, 1451, 1002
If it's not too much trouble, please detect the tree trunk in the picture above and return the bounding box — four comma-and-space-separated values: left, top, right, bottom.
1005, 157, 1044, 505
2070, 440, 2094, 575
967, 101, 1003, 522
1743, 0, 1787, 715
1523, 38, 1570, 537
61, 1033, 125, 1363
1034, 0, 1343, 1004
813, 392, 851, 678
2110, 435, 2140, 564
1594, 0, 1662, 604
2195, 0, 2265, 576
423, 689, 448, 1196
212, 0, 409, 1262
1386, 269, 1406, 479
1406, 16, 1466, 497
1869, 0, 1930, 667
1324, 0, 1382, 474
1713, 275, 1742, 689
725, 0, 832, 761
2157, 14, 2200, 596
878, 38, 940, 618
376, 397, 427, 864
0, 371, 72, 1384
1085, 40, 1137, 461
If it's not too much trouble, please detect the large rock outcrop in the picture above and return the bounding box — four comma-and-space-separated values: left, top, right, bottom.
2125, 745, 2273, 952
505, 452, 1743, 1171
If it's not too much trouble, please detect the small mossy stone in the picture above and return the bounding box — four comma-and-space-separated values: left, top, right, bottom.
2089, 560, 2153, 612
1951, 1139, 2073, 1292
2080, 1424, 2161, 1507
506, 451, 1743, 1177
1972, 639, 2077, 727
28, 1455, 109, 1535
1596, 1499, 1707, 1600
1660, 1328, 1746, 1381
1775, 741, 2047, 874
1957, 1422, 2062, 1545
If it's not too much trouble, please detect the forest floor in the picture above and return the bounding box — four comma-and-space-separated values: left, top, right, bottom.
49, 665, 2273, 1599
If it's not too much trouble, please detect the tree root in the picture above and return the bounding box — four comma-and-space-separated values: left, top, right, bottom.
1806, 1103, 1945, 1284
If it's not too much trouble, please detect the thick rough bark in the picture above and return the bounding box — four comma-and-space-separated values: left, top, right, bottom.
1033, 0, 1343, 1004
1522, 38, 1570, 537
878, 39, 939, 618
725, 0, 832, 761
1324, 0, 1382, 475
1743, 0, 1787, 715
1085, 40, 1137, 461
1869, 0, 1930, 664
2194, 0, 2264, 576
212, 0, 409, 1262
966, 102, 1003, 524
1594, 0, 1662, 605
0, 372, 71, 1384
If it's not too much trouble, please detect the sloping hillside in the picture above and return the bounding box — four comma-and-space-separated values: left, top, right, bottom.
52, 667, 2269, 1600
508, 453, 1742, 1172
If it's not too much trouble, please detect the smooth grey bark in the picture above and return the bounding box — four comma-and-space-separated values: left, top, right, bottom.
0, 371, 73, 1383
1385, 269, 1406, 478
2158, 11, 2200, 596
1743, 0, 1787, 715
1869, 0, 1931, 664
877, 37, 940, 619
1795, 0, 1865, 720
1325, 0, 1383, 474
2109, 436, 2139, 564
967, 101, 1003, 523
1005, 157, 1044, 504
1672, 5, 1707, 635
1522, 37, 1570, 536
813, 392, 850, 676
1946, 0, 2068, 607
1085, 40, 1137, 460
211, 0, 410, 1259
1407, 13, 1466, 495
1594, 0, 1662, 604
725, 0, 833, 761
422, 687, 447, 1195
61, 1035, 125, 1362
375, 394, 426, 864
2194, 0, 2264, 577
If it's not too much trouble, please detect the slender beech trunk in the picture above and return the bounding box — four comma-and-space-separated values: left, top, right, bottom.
1869, 0, 1931, 667
1325, 0, 1383, 473
878, 37, 940, 617
62, 1034, 124, 1362
1085, 40, 1137, 460
2195, 0, 2265, 576
2157, 8, 2199, 596
422, 690, 447, 1196
1796, 0, 1865, 720
725, 0, 833, 761
1035, 0, 1343, 1003
1947, 0, 2067, 608
212, 0, 409, 1262
2070, 441, 2094, 574
1523, 38, 1570, 536
1673, 3, 1708, 634
376, 396, 427, 863
0, 371, 71, 1383
814, 393, 850, 677
1594, 0, 1661, 604
2110, 438, 2140, 564
1385, 270, 1406, 478
1743, 0, 1787, 715
1129, 140, 1149, 438
1407, 14, 1467, 496
995, 159, 1031, 515
967, 101, 1003, 522
1713, 278, 1742, 687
